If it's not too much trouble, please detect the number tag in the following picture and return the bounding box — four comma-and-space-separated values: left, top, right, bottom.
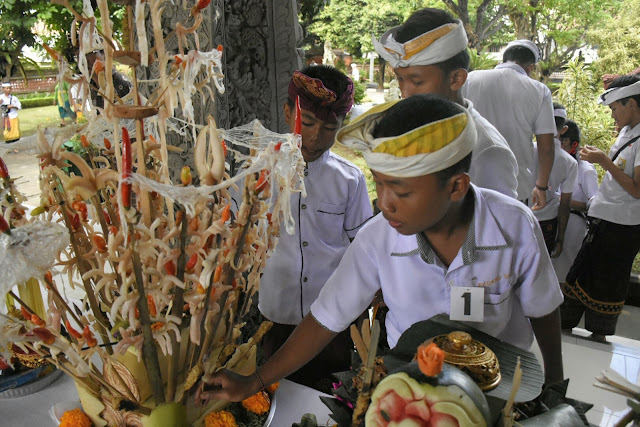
450, 287, 484, 322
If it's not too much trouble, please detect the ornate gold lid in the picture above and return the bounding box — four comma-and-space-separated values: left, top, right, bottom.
424, 331, 501, 391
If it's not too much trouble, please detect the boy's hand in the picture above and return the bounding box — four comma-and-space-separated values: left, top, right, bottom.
550, 239, 563, 258
580, 145, 607, 166
530, 187, 547, 210
195, 369, 260, 406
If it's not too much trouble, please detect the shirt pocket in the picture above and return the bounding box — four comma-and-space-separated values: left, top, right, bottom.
483, 286, 512, 323
315, 201, 346, 244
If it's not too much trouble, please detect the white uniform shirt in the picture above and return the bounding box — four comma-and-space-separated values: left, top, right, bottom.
551, 159, 598, 282
311, 185, 564, 350
462, 63, 556, 201
588, 123, 640, 225
259, 150, 373, 324
530, 140, 578, 221
0, 93, 21, 119
465, 99, 519, 199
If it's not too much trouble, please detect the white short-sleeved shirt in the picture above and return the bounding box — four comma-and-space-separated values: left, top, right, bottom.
259, 150, 373, 325
465, 99, 519, 199
530, 140, 578, 221
0, 94, 21, 119
588, 123, 640, 225
550, 160, 598, 282
311, 185, 564, 349
462, 63, 556, 200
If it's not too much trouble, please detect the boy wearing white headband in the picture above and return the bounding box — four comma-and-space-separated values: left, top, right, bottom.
463, 39, 556, 208
1, 82, 21, 143
373, 8, 518, 199
199, 95, 564, 404
529, 102, 577, 258
561, 75, 640, 342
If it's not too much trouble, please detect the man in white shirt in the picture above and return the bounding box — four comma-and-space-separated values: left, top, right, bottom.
530, 103, 577, 257
1, 83, 21, 143
463, 40, 556, 207
258, 65, 373, 390
199, 95, 564, 404
373, 8, 518, 199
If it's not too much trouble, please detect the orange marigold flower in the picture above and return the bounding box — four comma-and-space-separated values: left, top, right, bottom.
241, 391, 270, 415
417, 342, 445, 377
59, 408, 92, 427
265, 381, 279, 394
204, 410, 238, 427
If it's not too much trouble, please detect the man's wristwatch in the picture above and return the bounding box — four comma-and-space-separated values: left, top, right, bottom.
535, 183, 550, 191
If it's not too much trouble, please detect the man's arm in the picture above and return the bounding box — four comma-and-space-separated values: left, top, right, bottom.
531, 133, 555, 210
530, 307, 564, 385
551, 192, 571, 258
198, 313, 337, 403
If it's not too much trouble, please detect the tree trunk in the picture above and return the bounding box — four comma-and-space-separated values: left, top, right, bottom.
377, 58, 386, 90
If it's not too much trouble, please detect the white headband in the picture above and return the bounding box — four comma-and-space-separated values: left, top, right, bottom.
599, 80, 640, 105
336, 101, 477, 178
505, 40, 540, 63
372, 21, 468, 69
1, 83, 10, 88
554, 108, 567, 120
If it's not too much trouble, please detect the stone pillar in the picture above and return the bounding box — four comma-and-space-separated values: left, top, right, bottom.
140, 0, 303, 182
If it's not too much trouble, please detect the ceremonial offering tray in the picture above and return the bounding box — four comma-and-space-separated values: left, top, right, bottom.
0, 365, 63, 399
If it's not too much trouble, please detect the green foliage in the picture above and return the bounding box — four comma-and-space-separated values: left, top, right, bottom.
588, 0, 640, 77
555, 59, 616, 179
353, 80, 366, 105
468, 49, 498, 71
20, 96, 55, 109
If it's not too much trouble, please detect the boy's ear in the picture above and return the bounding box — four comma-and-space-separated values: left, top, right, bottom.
283, 102, 292, 122
448, 68, 468, 92
449, 173, 471, 202
560, 124, 569, 136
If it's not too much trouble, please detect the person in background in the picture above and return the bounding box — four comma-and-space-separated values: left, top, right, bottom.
258, 65, 373, 392
463, 39, 555, 207
374, 8, 518, 199
54, 80, 77, 126
0, 82, 21, 143
561, 75, 640, 342
551, 120, 598, 284
197, 95, 564, 405
529, 103, 577, 256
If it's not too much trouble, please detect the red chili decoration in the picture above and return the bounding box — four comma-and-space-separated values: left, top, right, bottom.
80, 135, 89, 148
121, 127, 133, 209
65, 320, 83, 340
220, 204, 231, 223
93, 235, 107, 252
31, 314, 45, 327
70, 212, 81, 231
274, 142, 282, 151
186, 253, 198, 272
0, 215, 11, 235
196, 0, 211, 10
221, 140, 228, 157
147, 295, 157, 317
255, 170, 269, 194
45, 271, 53, 284
213, 265, 222, 282
83, 325, 97, 347
103, 138, 112, 150
20, 305, 31, 321
216, 44, 223, 52
0, 156, 9, 179
294, 96, 302, 135
164, 260, 176, 276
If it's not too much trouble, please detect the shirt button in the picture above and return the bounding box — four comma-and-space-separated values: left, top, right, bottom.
304, 171, 308, 176
302, 241, 308, 247
303, 277, 308, 282
301, 204, 306, 210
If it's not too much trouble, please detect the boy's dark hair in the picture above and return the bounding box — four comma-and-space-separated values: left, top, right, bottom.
373, 94, 472, 186
287, 65, 351, 108
394, 8, 470, 75
503, 46, 536, 67
563, 120, 580, 145
553, 102, 567, 130
607, 74, 640, 106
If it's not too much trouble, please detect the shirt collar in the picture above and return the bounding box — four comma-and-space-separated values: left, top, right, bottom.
391, 185, 509, 265
495, 62, 527, 76
306, 150, 331, 170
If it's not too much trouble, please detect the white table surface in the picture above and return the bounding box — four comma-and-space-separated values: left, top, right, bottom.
0, 372, 333, 426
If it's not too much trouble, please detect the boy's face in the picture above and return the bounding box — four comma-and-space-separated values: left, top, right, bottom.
2, 87, 10, 96
284, 103, 343, 163
371, 170, 454, 236
609, 99, 636, 129
394, 65, 464, 100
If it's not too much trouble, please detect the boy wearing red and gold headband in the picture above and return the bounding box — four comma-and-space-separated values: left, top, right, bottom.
258, 65, 373, 391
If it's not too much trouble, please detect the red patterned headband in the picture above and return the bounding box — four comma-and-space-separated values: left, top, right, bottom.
288, 70, 354, 122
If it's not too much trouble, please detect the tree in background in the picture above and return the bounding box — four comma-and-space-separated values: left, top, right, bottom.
588, 0, 640, 78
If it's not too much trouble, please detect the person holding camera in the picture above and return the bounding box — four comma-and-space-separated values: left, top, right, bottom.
1, 82, 21, 143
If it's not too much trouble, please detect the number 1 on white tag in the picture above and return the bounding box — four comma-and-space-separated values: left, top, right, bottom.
450, 287, 484, 322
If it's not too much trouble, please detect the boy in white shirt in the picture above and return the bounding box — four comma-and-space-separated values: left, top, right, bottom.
530, 103, 577, 256
199, 94, 564, 403
258, 65, 373, 390
1, 83, 21, 143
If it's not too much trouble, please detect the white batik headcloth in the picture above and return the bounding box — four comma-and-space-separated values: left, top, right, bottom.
554, 108, 567, 120
336, 100, 476, 177
505, 39, 540, 63
372, 20, 468, 69
598, 80, 640, 105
